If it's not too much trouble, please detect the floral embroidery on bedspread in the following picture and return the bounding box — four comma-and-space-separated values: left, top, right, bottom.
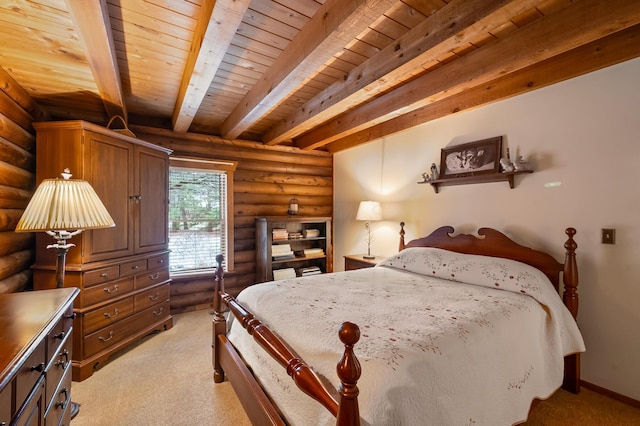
260, 267, 533, 370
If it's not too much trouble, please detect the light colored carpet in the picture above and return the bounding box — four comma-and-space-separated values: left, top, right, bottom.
71, 310, 251, 426
71, 309, 640, 425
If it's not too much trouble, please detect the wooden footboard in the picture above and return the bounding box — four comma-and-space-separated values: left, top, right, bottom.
212, 255, 362, 426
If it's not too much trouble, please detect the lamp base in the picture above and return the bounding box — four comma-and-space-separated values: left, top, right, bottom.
363, 254, 375, 259
70, 401, 81, 419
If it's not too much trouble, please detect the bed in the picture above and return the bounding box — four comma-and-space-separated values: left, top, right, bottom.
212, 225, 584, 425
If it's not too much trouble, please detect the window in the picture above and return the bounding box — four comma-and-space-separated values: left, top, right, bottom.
168, 157, 236, 274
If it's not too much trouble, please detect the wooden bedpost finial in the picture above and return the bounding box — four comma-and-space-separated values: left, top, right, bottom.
337, 322, 361, 426
563, 228, 579, 319
399, 221, 406, 251
213, 254, 225, 321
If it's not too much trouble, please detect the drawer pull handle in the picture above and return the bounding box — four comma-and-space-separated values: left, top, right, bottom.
65, 312, 77, 320
55, 388, 69, 409
98, 331, 114, 342
56, 349, 69, 367
55, 331, 66, 340
132, 265, 140, 270
149, 272, 160, 280
104, 284, 119, 294
158, 259, 164, 264
148, 292, 160, 301
30, 362, 45, 372
153, 307, 164, 316
104, 308, 120, 319
100, 273, 108, 278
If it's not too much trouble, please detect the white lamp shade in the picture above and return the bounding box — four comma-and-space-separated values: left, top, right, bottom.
16, 175, 115, 232
356, 201, 382, 221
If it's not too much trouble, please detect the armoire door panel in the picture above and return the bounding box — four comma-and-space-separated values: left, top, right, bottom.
85, 132, 135, 261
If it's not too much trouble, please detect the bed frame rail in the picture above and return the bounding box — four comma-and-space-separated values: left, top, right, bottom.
212, 255, 362, 425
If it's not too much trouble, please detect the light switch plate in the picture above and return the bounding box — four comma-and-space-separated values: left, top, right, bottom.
601, 228, 616, 244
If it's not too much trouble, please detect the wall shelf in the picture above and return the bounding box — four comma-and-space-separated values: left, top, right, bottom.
418, 170, 533, 193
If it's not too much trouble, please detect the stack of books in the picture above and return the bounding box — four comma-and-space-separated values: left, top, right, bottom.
299, 266, 321, 276
288, 231, 303, 239
272, 244, 295, 260
272, 228, 289, 241
302, 248, 324, 257
273, 268, 296, 280
303, 229, 320, 238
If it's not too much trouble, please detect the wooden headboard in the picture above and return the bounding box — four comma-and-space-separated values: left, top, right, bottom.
398, 223, 578, 320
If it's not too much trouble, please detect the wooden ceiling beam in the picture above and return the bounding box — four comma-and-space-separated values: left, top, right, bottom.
65, 0, 126, 120
263, 0, 540, 146
295, 0, 640, 150
220, 0, 397, 140
325, 24, 640, 153
172, 0, 250, 133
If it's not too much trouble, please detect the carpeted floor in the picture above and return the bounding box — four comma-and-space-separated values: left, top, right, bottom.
71, 310, 640, 425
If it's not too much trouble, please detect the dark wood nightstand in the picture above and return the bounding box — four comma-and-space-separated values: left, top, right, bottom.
344, 254, 385, 270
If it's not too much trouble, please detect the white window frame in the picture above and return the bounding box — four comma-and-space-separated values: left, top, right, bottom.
168, 156, 236, 275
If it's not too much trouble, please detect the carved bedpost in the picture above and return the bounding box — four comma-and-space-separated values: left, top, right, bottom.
336, 322, 361, 426
399, 221, 406, 251
561, 228, 581, 394
562, 228, 578, 319
212, 254, 226, 383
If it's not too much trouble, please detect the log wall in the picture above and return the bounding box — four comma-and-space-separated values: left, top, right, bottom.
0, 67, 49, 293
133, 127, 334, 315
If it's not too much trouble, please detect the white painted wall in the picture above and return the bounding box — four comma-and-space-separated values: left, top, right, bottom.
333, 57, 640, 400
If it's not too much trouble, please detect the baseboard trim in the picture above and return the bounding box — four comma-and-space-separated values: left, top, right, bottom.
581, 380, 640, 408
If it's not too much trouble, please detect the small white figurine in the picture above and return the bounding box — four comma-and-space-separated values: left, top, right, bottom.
514, 155, 531, 171
500, 157, 515, 172
430, 163, 439, 180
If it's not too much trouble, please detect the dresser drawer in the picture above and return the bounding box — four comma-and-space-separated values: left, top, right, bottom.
148, 252, 169, 270
0, 384, 11, 424
83, 298, 134, 334
84, 266, 120, 287
15, 341, 46, 409
46, 305, 74, 364
45, 331, 72, 412
135, 267, 169, 290
134, 284, 169, 312
83, 300, 171, 358
83, 277, 134, 306
44, 365, 71, 426
120, 259, 148, 277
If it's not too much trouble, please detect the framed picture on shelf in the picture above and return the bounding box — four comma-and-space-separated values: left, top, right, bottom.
439, 136, 502, 179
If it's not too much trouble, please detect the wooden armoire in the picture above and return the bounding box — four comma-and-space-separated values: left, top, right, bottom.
31, 120, 173, 381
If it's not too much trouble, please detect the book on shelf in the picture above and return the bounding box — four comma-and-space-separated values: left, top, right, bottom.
302, 229, 320, 238
272, 244, 292, 254
288, 232, 303, 239
303, 248, 324, 256
273, 253, 295, 261
298, 266, 322, 276
272, 228, 289, 240
273, 268, 297, 280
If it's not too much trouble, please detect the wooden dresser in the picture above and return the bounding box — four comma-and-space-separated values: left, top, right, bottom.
0, 288, 79, 426
31, 121, 173, 381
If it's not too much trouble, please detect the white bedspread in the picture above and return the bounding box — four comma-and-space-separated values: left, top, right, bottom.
227, 248, 585, 425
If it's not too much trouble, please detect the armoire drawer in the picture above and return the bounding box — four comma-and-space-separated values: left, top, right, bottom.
120, 259, 148, 277
84, 266, 120, 287
134, 284, 170, 313
83, 300, 171, 358
134, 267, 169, 290
83, 298, 135, 334
82, 277, 134, 307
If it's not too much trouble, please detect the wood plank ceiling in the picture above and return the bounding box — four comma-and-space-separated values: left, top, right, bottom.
1, 0, 639, 153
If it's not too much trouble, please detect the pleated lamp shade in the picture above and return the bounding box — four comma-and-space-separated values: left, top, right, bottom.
16, 170, 115, 232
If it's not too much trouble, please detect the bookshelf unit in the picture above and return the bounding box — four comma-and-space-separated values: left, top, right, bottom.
255, 216, 333, 282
